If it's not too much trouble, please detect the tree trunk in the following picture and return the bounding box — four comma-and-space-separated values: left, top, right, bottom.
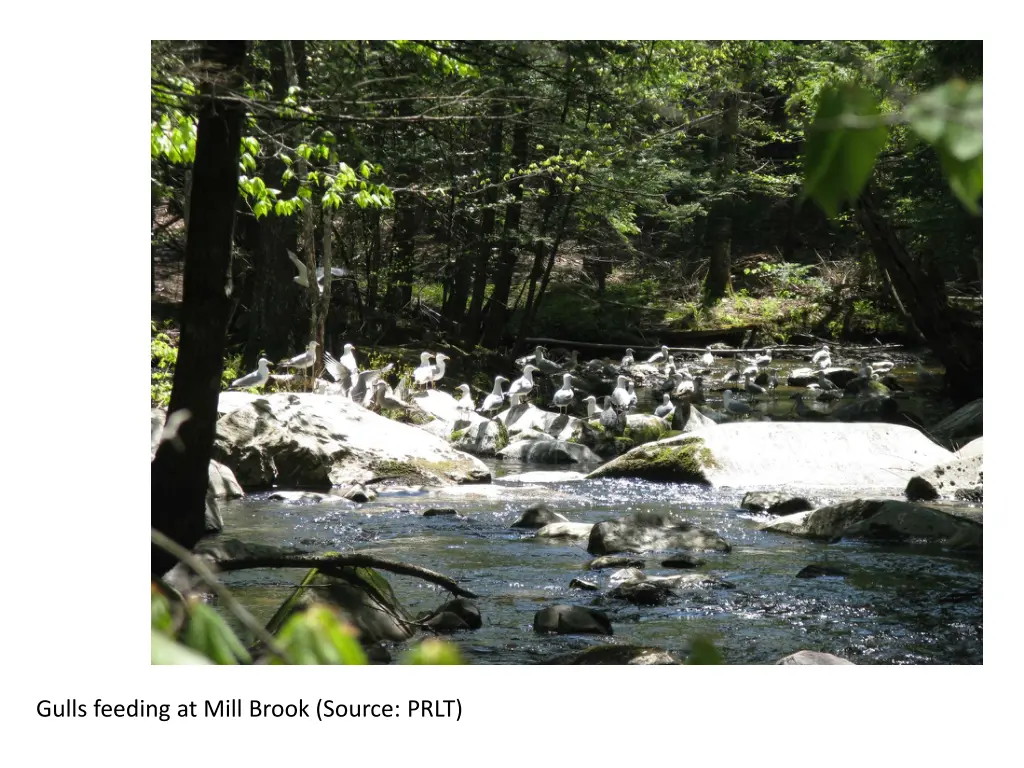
151, 40, 248, 576
516, 195, 574, 354
481, 115, 530, 348
703, 92, 741, 302
464, 102, 506, 342
856, 189, 982, 403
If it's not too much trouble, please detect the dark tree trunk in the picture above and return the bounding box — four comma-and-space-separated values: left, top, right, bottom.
151, 40, 248, 576
481, 115, 529, 348
856, 189, 982, 404
464, 102, 506, 342
703, 92, 740, 303
515, 195, 574, 354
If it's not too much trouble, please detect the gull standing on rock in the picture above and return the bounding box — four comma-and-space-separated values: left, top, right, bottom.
230, 358, 272, 390
280, 341, 318, 391
600, 396, 625, 433
583, 395, 600, 419
551, 373, 575, 415
508, 364, 538, 406
701, 347, 715, 367
323, 344, 357, 393
429, 353, 450, 389
371, 380, 414, 413
620, 349, 635, 369
654, 393, 675, 419
626, 380, 638, 411
755, 349, 773, 368
456, 383, 475, 411
479, 375, 509, 415
744, 372, 767, 398
611, 375, 631, 411
533, 347, 564, 376
413, 352, 434, 390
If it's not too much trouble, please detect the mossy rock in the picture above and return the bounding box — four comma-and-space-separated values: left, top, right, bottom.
588, 436, 716, 484
495, 421, 510, 452
624, 422, 669, 446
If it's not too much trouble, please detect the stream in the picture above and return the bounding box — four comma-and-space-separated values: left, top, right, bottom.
211, 357, 982, 664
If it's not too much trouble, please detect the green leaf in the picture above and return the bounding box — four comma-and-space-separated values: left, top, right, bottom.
400, 638, 465, 665
151, 584, 173, 634
151, 630, 213, 665
181, 600, 252, 664
273, 604, 369, 665
802, 84, 889, 217
905, 80, 983, 213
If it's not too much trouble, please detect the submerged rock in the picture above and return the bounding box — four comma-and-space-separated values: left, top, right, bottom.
496, 438, 602, 465
423, 507, 458, 517
568, 578, 599, 591
587, 511, 731, 555
588, 422, 952, 488
548, 645, 679, 665
533, 605, 613, 635
795, 564, 849, 579
535, 522, 595, 540
607, 570, 735, 605
741, 491, 813, 516
586, 555, 646, 571
661, 554, 704, 569
501, 471, 586, 483
418, 598, 482, 633
762, 499, 982, 550
510, 504, 570, 529
214, 392, 490, 490
776, 650, 855, 665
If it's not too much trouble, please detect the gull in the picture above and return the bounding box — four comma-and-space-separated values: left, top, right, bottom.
230, 358, 272, 390
722, 389, 752, 417
582, 395, 600, 419
478, 375, 508, 415
550, 373, 575, 415
456, 383, 475, 411
816, 370, 839, 391
599, 396, 625, 433
279, 341, 317, 391
533, 347, 564, 376
323, 348, 355, 393
371, 380, 414, 413
701, 347, 715, 367
626, 381, 638, 411
157, 408, 191, 452
654, 393, 675, 419
677, 364, 693, 381
620, 348, 635, 368
811, 344, 831, 366
611, 375, 631, 410
741, 363, 759, 378
429, 353, 450, 389
350, 363, 395, 406
647, 345, 670, 364
754, 349, 773, 368
508, 364, 538, 406
674, 376, 694, 396
287, 250, 349, 293
744, 372, 767, 397
413, 352, 435, 389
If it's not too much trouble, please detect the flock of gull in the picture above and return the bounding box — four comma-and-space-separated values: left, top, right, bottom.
229, 335, 919, 429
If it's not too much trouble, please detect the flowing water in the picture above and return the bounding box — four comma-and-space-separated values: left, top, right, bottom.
212, 356, 982, 664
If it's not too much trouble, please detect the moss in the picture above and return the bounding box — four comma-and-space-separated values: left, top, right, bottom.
624, 420, 669, 446
495, 421, 510, 452
450, 428, 468, 442
589, 436, 714, 484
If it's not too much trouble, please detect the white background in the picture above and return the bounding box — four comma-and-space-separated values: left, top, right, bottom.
0, 5, 1012, 765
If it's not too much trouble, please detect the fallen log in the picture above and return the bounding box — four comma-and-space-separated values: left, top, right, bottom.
526, 336, 905, 357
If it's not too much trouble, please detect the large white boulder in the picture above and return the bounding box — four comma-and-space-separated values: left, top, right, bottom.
589, 422, 953, 489
214, 392, 490, 489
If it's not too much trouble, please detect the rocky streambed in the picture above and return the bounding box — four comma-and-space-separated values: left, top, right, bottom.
155, 387, 983, 665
